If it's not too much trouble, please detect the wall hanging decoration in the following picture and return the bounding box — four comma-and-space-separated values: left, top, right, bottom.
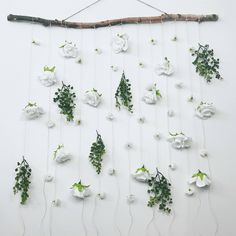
13, 156, 32, 205
53, 144, 71, 163
132, 165, 150, 182
89, 131, 106, 174
38, 65, 57, 87
155, 57, 174, 76
59, 40, 78, 58
115, 71, 133, 113
84, 88, 102, 107
190, 44, 223, 83
53, 82, 76, 121
195, 102, 216, 119
23, 102, 44, 119
71, 181, 91, 199
189, 170, 211, 188
142, 83, 162, 105
111, 33, 129, 53
167, 132, 192, 150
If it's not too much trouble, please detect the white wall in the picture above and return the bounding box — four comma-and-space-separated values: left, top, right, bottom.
0, 0, 236, 236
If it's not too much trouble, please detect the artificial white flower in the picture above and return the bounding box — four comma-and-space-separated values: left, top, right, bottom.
199, 149, 208, 158
127, 194, 135, 204
23, 102, 44, 120
138, 62, 145, 68
44, 174, 53, 182
132, 165, 150, 182
108, 168, 116, 175
168, 163, 177, 171
155, 57, 174, 76
52, 199, 61, 207
97, 192, 106, 200
185, 187, 194, 196
84, 88, 102, 107
111, 33, 129, 53
187, 95, 194, 102
38, 66, 57, 87
167, 109, 175, 117
167, 133, 192, 150
53, 144, 71, 163
150, 38, 157, 45
142, 84, 162, 105
189, 170, 211, 188
106, 113, 115, 121
195, 102, 216, 120
60, 41, 78, 58
71, 181, 91, 199
32, 39, 40, 46
47, 120, 55, 128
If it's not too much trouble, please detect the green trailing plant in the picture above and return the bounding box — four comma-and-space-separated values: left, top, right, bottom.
115, 71, 133, 113
13, 156, 32, 205
190, 44, 223, 83
89, 131, 106, 174
53, 82, 76, 121
147, 168, 172, 213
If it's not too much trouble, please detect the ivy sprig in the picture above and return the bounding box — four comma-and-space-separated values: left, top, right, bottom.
147, 168, 172, 213
53, 82, 76, 121
89, 131, 106, 174
115, 71, 133, 113
190, 44, 223, 83
13, 156, 32, 205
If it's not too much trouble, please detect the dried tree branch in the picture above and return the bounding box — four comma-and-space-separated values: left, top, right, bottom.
7, 13, 218, 29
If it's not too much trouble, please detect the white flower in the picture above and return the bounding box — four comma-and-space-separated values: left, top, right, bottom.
106, 113, 115, 121
138, 117, 145, 124
187, 95, 194, 102
171, 36, 178, 42
52, 199, 61, 207
127, 194, 135, 204
167, 109, 175, 117
111, 33, 129, 53
138, 62, 144, 68
71, 181, 91, 199
155, 57, 174, 76
189, 170, 211, 188
44, 174, 53, 182
168, 163, 177, 171
185, 187, 194, 196
60, 41, 78, 58
38, 66, 57, 87
108, 168, 116, 175
167, 133, 192, 150
196, 102, 216, 120
142, 84, 162, 105
53, 144, 71, 163
199, 149, 208, 158
32, 39, 40, 46
94, 48, 102, 54
47, 120, 55, 128
110, 65, 118, 72
23, 102, 44, 120
150, 38, 157, 45
132, 165, 150, 182
97, 192, 106, 200
84, 88, 102, 107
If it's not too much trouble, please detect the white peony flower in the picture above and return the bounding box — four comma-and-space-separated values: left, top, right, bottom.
53, 144, 71, 163
111, 33, 129, 53
60, 41, 78, 58
127, 194, 135, 204
97, 192, 106, 200
155, 57, 174, 76
84, 88, 102, 107
185, 187, 194, 196
38, 66, 57, 87
142, 84, 162, 105
132, 165, 150, 182
44, 174, 53, 182
71, 181, 91, 199
195, 102, 216, 120
167, 133, 192, 150
23, 102, 44, 120
189, 170, 211, 188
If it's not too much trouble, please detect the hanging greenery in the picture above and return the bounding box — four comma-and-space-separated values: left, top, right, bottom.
13, 156, 32, 205
147, 168, 172, 213
115, 71, 133, 113
53, 82, 76, 121
89, 131, 106, 174
190, 44, 223, 83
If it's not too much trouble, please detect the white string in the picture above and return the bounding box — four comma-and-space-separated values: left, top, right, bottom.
109, 23, 122, 236
197, 22, 219, 236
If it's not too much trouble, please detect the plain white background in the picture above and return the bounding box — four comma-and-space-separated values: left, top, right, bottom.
0, 0, 236, 236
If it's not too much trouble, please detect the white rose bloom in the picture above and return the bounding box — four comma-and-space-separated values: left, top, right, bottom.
23, 102, 44, 120
53, 145, 71, 163
132, 165, 150, 182
71, 181, 91, 199
142, 84, 162, 105
189, 170, 211, 188
167, 133, 192, 150
60, 41, 78, 58
84, 89, 102, 107
155, 57, 174, 76
196, 102, 216, 120
38, 66, 57, 87
111, 33, 129, 53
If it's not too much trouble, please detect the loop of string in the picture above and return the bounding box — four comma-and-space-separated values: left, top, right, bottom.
108, 22, 122, 236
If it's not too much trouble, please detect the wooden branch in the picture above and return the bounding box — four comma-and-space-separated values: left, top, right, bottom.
7, 13, 218, 29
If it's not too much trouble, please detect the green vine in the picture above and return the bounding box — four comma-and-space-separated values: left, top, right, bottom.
89, 131, 106, 174
147, 168, 172, 213
190, 44, 223, 83
53, 82, 76, 121
115, 71, 133, 113
13, 156, 32, 205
